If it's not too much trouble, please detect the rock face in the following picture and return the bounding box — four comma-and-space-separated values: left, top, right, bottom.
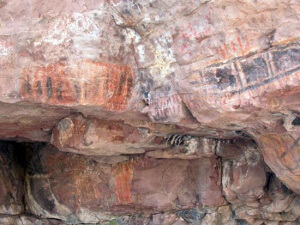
0, 0, 299, 224
25, 144, 224, 223
0, 142, 24, 215
0, 140, 299, 224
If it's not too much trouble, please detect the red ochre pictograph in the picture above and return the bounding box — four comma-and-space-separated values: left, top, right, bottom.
20, 60, 134, 111
113, 162, 134, 204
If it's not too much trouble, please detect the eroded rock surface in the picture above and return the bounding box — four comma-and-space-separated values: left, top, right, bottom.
0, 141, 299, 225
0, 0, 299, 224
0, 142, 24, 215
25, 144, 224, 223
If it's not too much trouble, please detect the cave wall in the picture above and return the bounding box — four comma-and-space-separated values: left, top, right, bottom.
0, 140, 299, 225
0, 0, 299, 224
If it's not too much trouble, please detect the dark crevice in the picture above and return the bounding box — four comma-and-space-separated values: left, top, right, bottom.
292, 117, 300, 126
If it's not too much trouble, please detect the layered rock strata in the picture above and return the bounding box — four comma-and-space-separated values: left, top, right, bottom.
0, 0, 299, 224
0, 141, 299, 225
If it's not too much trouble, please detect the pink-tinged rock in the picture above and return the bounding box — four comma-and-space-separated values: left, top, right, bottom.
150, 213, 186, 225
262, 175, 298, 215
0, 142, 24, 215
26, 144, 224, 223
145, 88, 195, 124
0, 0, 137, 114
0, 0, 300, 223
0, 216, 60, 225
229, 173, 300, 223
20, 61, 134, 111
253, 131, 300, 194
51, 114, 150, 156
52, 114, 217, 157
147, 94, 188, 123
221, 140, 267, 204
196, 157, 226, 207
178, 43, 300, 128
0, 102, 72, 142
146, 137, 216, 159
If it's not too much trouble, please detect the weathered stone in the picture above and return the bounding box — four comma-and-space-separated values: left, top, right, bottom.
253, 131, 300, 194
0, 216, 60, 225
221, 140, 267, 204
150, 213, 186, 225
146, 137, 216, 159
26, 144, 224, 223
0, 0, 300, 224
0, 142, 24, 215
51, 114, 150, 156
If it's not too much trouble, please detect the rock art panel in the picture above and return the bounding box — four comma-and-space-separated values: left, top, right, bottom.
216, 139, 300, 224
20, 60, 134, 111
51, 114, 150, 156
177, 43, 300, 125
52, 114, 220, 158
0, 0, 299, 224
113, 162, 134, 204
148, 94, 188, 123
146, 137, 216, 159
181, 43, 300, 99
26, 144, 224, 223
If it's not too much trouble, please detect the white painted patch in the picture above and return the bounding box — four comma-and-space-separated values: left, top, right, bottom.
0, 40, 12, 57
185, 138, 199, 155
68, 12, 99, 34
137, 44, 145, 62
142, 16, 151, 24
34, 11, 101, 47
34, 19, 69, 46
154, 15, 160, 22
113, 12, 125, 25
0, 44, 12, 56
150, 32, 175, 82
122, 28, 141, 44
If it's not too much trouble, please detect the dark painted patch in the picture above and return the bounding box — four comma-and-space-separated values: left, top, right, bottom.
143, 91, 150, 105
0, 0, 7, 9
27, 147, 47, 176
138, 70, 154, 97
122, 8, 131, 15
292, 117, 300, 126
241, 56, 269, 83
203, 65, 237, 92
178, 209, 206, 223
104, 72, 109, 92
238, 66, 300, 94
236, 219, 249, 225
126, 74, 133, 98
118, 72, 126, 96
0, 142, 15, 162
31, 179, 55, 213
46, 77, 52, 99
215, 66, 236, 90
36, 81, 43, 95
25, 75, 31, 93
38, 187, 55, 212
272, 48, 300, 73
74, 84, 81, 100
56, 82, 63, 100
203, 69, 218, 88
